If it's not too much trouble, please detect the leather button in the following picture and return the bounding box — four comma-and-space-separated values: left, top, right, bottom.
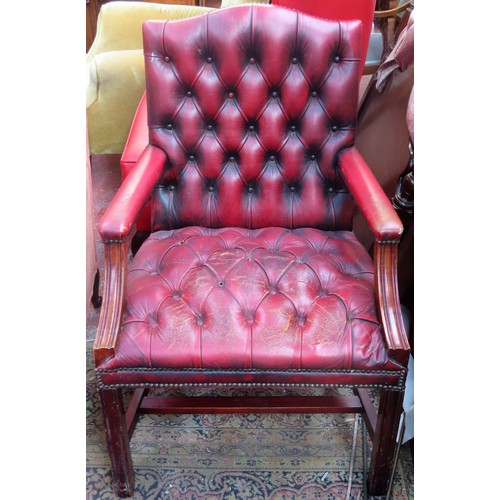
207, 57, 213, 63
334, 56, 341, 63
290, 186, 296, 192
228, 92, 235, 99
311, 91, 318, 97
271, 91, 278, 98
207, 124, 213, 131
189, 155, 195, 161
172, 292, 181, 300
290, 125, 297, 132
248, 125, 255, 132
269, 155, 276, 161
292, 57, 298, 64
247, 186, 254, 193
249, 57, 256, 64
229, 156, 235, 162
164, 56, 171, 63
310, 154, 316, 160
332, 125, 338, 132
166, 124, 173, 130
328, 186, 334, 193
196, 315, 204, 326
208, 186, 214, 192
186, 91, 193, 98
168, 185, 175, 192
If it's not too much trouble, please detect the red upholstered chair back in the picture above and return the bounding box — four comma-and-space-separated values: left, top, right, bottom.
143, 4, 362, 232
272, 0, 376, 77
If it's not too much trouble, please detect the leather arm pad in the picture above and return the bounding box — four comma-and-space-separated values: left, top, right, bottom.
338, 147, 403, 242
98, 144, 166, 241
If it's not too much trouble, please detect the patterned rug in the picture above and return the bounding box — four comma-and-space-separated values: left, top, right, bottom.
86, 333, 413, 499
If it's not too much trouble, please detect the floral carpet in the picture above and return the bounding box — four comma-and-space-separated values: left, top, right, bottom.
86, 309, 413, 500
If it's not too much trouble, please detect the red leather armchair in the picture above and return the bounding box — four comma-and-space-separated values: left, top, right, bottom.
94, 4, 410, 497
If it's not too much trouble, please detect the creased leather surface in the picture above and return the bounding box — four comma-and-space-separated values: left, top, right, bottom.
101, 227, 400, 373
142, 5, 362, 231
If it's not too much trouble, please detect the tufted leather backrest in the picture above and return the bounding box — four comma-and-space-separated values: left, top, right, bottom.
143, 4, 362, 231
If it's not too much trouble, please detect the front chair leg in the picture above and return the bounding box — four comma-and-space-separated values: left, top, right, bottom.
368, 388, 404, 497
98, 388, 134, 497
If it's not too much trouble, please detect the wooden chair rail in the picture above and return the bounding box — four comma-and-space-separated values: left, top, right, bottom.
124, 389, 379, 439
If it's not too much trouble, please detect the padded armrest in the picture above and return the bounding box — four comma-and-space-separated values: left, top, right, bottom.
99, 145, 166, 241
338, 147, 403, 242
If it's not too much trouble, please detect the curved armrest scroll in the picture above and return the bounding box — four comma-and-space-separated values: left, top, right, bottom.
93, 241, 129, 366
374, 241, 410, 365
338, 147, 403, 243
98, 144, 166, 242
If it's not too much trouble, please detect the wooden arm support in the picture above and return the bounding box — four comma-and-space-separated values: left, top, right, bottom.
374, 241, 410, 365
94, 145, 167, 365
94, 241, 129, 366
338, 146, 409, 364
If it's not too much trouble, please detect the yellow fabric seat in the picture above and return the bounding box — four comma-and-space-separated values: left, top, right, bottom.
86, 0, 269, 155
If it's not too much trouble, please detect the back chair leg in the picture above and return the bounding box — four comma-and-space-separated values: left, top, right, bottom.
98, 388, 134, 497
368, 388, 405, 497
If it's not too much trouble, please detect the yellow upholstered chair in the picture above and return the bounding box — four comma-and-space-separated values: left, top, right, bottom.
86, 0, 269, 155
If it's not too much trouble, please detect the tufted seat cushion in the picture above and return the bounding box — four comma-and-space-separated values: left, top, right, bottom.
101, 227, 401, 377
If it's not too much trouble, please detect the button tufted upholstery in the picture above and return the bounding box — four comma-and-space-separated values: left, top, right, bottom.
101, 226, 401, 374
94, 6, 409, 498
142, 6, 361, 231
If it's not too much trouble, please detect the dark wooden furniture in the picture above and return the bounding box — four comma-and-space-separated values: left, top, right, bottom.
94, 5, 410, 497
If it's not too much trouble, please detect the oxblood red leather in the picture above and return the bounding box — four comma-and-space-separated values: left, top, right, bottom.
272, 0, 376, 80
99, 145, 166, 241
143, 9, 362, 232
338, 147, 403, 242
101, 226, 402, 375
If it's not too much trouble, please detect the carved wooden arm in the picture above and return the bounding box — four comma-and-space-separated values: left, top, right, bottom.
338, 147, 410, 364
94, 145, 167, 366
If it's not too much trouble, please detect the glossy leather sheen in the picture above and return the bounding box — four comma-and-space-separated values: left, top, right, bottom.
99, 145, 166, 241
101, 227, 401, 373
142, 5, 362, 231
272, 0, 376, 80
338, 148, 403, 242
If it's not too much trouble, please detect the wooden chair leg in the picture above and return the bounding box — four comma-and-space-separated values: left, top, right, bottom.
367, 388, 405, 497
98, 388, 135, 497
